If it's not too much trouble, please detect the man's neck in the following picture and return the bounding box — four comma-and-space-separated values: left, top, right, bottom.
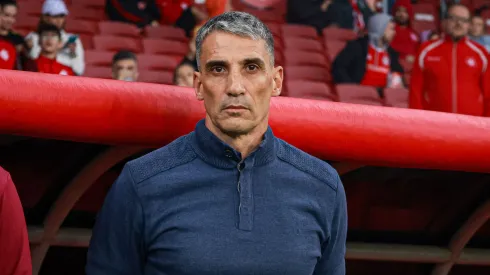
41, 52, 57, 59
205, 117, 268, 159
0, 28, 8, 36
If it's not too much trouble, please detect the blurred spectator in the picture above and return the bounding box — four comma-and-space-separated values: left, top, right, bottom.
421, 29, 440, 42
286, 0, 354, 33
0, 166, 32, 275
332, 14, 404, 88
0, 35, 16, 69
469, 14, 490, 52
24, 23, 75, 75
410, 4, 490, 116
106, 0, 160, 28
205, 0, 232, 18
351, 0, 377, 33
111, 50, 139, 81
173, 59, 194, 87
390, 0, 419, 63
0, 1, 24, 53
25, 0, 85, 75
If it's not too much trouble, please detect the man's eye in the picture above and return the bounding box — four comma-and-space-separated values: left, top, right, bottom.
246, 64, 258, 71
211, 66, 225, 73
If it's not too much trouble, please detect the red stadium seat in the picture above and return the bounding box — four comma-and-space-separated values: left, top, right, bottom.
384, 88, 409, 108
285, 80, 335, 101
65, 19, 99, 35
84, 50, 114, 67
282, 24, 318, 39
283, 50, 328, 67
144, 26, 188, 42
274, 51, 284, 66
142, 38, 188, 57
285, 65, 331, 82
79, 34, 94, 50
84, 66, 112, 79
17, 1, 43, 16
244, 9, 284, 23
325, 40, 347, 62
412, 3, 437, 17
322, 27, 357, 41
70, 7, 105, 21
70, 0, 105, 9
138, 70, 174, 84
283, 37, 323, 52
136, 54, 179, 71
99, 21, 141, 38
13, 15, 38, 34
93, 36, 143, 53
412, 20, 437, 35
266, 23, 282, 37
336, 84, 383, 106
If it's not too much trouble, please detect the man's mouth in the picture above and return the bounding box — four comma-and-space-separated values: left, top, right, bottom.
225, 105, 247, 110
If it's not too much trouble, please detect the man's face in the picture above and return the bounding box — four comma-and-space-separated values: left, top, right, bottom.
0, 4, 17, 31
470, 16, 485, 37
175, 63, 194, 87
44, 14, 66, 29
446, 6, 471, 40
40, 31, 62, 54
395, 6, 409, 25
383, 21, 396, 43
112, 59, 138, 81
194, 32, 283, 137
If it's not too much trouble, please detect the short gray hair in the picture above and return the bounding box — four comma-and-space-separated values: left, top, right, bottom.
195, 11, 275, 70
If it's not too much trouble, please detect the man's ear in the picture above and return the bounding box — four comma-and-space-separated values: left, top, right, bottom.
194, 71, 204, 101
272, 65, 283, 97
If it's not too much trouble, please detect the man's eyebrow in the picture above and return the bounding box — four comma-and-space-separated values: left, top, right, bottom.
205, 60, 227, 70
242, 58, 266, 67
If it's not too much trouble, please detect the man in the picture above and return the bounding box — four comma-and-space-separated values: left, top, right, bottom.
0, 1, 24, 52
332, 13, 404, 88
469, 14, 490, 52
287, 0, 354, 32
173, 59, 194, 87
24, 23, 75, 75
410, 4, 490, 116
87, 11, 347, 275
106, 0, 161, 28
0, 166, 32, 275
390, 0, 419, 63
112, 50, 139, 81
0, 0, 22, 70
25, 0, 85, 75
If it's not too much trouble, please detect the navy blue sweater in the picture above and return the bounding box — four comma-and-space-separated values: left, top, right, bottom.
86, 120, 347, 275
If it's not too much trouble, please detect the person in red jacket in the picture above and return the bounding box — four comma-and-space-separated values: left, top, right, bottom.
25, 23, 75, 75
0, 37, 16, 69
0, 166, 32, 275
390, 0, 419, 63
410, 4, 490, 116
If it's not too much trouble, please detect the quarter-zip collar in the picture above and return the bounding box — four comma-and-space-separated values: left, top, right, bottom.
190, 119, 276, 169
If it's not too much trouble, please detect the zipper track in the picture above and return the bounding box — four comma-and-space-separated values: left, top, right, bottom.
452, 44, 457, 113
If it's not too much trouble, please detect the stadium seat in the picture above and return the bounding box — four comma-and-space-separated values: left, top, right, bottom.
99, 21, 141, 38
283, 37, 323, 52
274, 51, 284, 66
266, 23, 282, 37
84, 50, 114, 67
13, 15, 38, 34
136, 54, 179, 71
144, 26, 188, 42
138, 70, 174, 84
285, 80, 335, 101
17, 1, 43, 16
325, 40, 347, 62
84, 66, 112, 79
283, 50, 328, 67
322, 27, 357, 41
412, 3, 437, 17
336, 84, 383, 106
244, 9, 284, 23
384, 88, 409, 108
69, 0, 105, 9
93, 36, 143, 53
285, 65, 331, 82
142, 38, 188, 57
65, 19, 98, 35
282, 24, 317, 39
412, 20, 437, 35
70, 7, 105, 21
79, 34, 94, 50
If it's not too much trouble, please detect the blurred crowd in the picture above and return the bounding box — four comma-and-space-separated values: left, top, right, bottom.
0, 0, 489, 116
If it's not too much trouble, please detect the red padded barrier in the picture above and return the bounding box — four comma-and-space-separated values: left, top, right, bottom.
1, 70, 490, 172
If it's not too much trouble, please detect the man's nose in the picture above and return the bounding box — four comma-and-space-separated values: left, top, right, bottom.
227, 68, 246, 96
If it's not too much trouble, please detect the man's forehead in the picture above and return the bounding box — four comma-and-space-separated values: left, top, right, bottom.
450, 6, 470, 17
200, 32, 269, 62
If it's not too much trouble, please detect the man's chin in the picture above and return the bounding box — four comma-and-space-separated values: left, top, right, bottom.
217, 117, 254, 137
